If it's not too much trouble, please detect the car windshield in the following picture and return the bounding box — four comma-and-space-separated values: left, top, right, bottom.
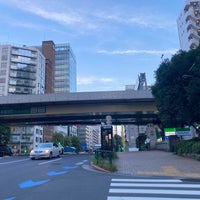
38, 143, 52, 148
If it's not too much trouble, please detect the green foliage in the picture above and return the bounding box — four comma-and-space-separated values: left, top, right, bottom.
92, 153, 117, 172
113, 134, 123, 151
152, 46, 200, 129
64, 136, 71, 146
0, 124, 11, 145
52, 133, 64, 145
52, 133, 81, 153
174, 139, 200, 155
70, 136, 81, 153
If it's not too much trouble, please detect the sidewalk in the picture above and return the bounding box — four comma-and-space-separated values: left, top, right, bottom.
114, 150, 200, 179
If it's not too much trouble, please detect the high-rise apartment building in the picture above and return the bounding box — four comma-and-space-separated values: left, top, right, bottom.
78, 125, 100, 151
0, 44, 45, 152
0, 44, 45, 96
0, 41, 77, 151
177, 0, 200, 51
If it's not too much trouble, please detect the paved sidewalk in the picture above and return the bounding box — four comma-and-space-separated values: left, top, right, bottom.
114, 150, 200, 179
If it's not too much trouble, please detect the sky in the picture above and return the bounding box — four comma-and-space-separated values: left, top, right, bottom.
0, 0, 186, 92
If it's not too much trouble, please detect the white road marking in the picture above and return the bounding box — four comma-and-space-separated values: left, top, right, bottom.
109, 188, 200, 195
0, 158, 29, 165
110, 182, 200, 188
108, 178, 200, 200
75, 160, 88, 165
107, 197, 197, 200
111, 179, 182, 183
38, 158, 62, 165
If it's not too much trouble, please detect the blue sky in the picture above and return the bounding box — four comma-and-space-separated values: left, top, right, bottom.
0, 0, 185, 92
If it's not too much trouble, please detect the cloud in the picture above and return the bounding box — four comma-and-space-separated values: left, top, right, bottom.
97, 49, 179, 55
4, 0, 100, 32
77, 76, 114, 85
2, 0, 176, 33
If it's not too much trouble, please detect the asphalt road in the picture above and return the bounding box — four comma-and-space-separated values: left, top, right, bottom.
0, 154, 111, 200
1, 154, 200, 200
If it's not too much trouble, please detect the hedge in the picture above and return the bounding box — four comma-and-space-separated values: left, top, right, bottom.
174, 138, 200, 155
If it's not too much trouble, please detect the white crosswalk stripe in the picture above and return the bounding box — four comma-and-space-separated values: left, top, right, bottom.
107, 178, 200, 200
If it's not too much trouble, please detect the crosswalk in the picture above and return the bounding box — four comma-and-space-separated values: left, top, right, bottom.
107, 178, 200, 200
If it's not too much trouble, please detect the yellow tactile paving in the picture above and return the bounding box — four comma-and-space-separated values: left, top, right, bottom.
136, 165, 200, 178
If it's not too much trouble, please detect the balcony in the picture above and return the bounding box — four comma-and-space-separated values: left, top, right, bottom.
184, 4, 190, 12
10, 65, 37, 73
11, 49, 37, 59
10, 58, 37, 66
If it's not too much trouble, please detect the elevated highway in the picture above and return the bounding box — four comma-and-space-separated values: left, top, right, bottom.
0, 90, 159, 126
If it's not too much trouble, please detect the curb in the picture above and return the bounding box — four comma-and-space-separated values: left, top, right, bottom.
91, 162, 111, 173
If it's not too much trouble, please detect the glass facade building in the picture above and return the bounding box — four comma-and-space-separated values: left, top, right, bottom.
54, 43, 77, 93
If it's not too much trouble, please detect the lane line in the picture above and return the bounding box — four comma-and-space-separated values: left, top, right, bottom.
111, 179, 182, 183
110, 182, 200, 188
0, 158, 29, 165
107, 197, 197, 200
75, 160, 88, 165
38, 158, 62, 165
109, 188, 200, 195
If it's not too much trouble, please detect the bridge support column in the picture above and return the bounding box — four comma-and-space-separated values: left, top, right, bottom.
145, 123, 159, 149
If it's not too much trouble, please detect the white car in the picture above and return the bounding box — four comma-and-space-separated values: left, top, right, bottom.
30, 142, 60, 160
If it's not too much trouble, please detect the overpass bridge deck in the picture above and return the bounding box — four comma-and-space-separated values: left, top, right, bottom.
0, 90, 159, 125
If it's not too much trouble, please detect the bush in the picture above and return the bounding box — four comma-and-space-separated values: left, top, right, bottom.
174, 139, 200, 156
92, 151, 117, 172
191, 142, 200, 154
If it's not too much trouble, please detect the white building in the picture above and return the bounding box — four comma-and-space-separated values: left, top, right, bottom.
0, 44, 45, 152
77, 125, 100, 151
177, 0, 200, 51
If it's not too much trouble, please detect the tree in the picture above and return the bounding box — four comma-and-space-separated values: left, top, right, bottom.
71, 136, 81, 153
113, 134, 123, 151
52, 133, 64, 145
64, 136, 71, 146
0, 124, 11, 145
152, 46, 200, 134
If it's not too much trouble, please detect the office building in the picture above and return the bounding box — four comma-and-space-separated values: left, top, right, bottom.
42, 41, 77, 139
54, 43, 77, 93
177, 0, 200, 51
0, 44, 45, 152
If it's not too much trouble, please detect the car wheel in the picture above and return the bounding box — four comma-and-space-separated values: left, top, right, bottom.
49, 152, 53, 159
31, 157, 35, 160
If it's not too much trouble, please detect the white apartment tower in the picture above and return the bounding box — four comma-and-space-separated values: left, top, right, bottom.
0, 44, 45, 152
177, 0, 200, 51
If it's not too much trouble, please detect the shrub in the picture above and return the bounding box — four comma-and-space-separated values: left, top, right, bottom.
92, 151, 117, 172
174, 139, 200, 156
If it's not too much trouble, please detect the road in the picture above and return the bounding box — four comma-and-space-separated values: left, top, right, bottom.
1, 154, 200, 200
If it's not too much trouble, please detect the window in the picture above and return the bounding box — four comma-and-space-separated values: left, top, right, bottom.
1, 55, 8, 61
0, 78, 5, 83
0, 70, 6, 75
1, 62, 7, 69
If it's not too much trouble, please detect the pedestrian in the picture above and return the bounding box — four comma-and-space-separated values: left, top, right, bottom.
145, 136, 151, 151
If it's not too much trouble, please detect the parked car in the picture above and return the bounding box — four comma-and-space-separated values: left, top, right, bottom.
57, 143, 64, 154
0, 145, 13, 157
30, 142, 60, 160
63, 146, 76, 154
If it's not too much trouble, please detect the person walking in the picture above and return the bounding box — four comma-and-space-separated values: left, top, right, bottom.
145, 136, 151, 151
